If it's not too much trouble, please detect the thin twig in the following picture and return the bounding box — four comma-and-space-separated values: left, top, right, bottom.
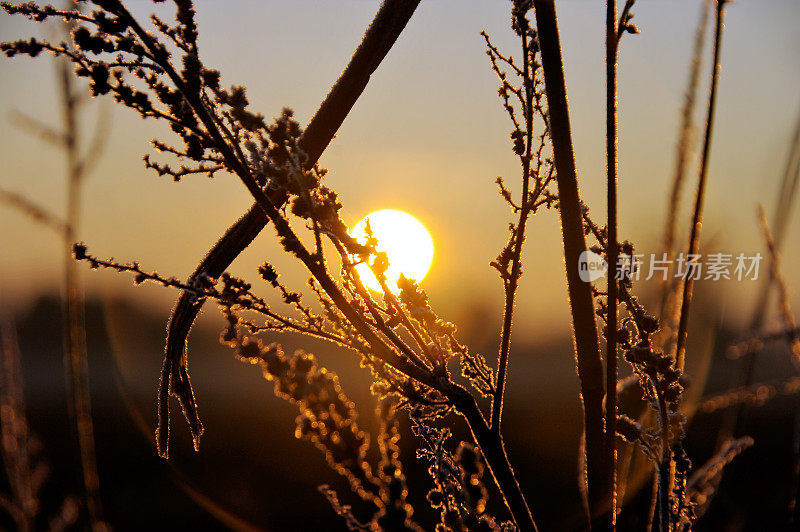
491, 10, 536, 435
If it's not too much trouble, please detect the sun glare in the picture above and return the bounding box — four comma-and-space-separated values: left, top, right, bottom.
351, 210, 434, 293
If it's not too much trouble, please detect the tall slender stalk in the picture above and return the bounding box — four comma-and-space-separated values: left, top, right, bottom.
605, 0, 620, 527
532, 0, 607, 523
58, 51, 104, 530
666, 2, 728, 529
658, 0, 710, 346
674, 0, 728, 371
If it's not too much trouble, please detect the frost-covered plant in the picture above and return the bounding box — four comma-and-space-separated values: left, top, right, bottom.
5, 0, 792, 531
1, 0, 531, 528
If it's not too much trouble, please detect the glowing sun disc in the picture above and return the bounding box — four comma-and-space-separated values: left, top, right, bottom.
350, 209, 434, 293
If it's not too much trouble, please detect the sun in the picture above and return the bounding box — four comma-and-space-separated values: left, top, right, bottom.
350, 209, 434, 293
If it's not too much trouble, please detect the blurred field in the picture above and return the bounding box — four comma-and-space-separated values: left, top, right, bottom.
0, 289, 794, 530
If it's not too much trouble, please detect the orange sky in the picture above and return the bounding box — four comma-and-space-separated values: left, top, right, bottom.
1, 1, 799, 341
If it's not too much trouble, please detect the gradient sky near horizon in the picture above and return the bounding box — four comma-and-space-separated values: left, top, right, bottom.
1, 1, 799, 341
